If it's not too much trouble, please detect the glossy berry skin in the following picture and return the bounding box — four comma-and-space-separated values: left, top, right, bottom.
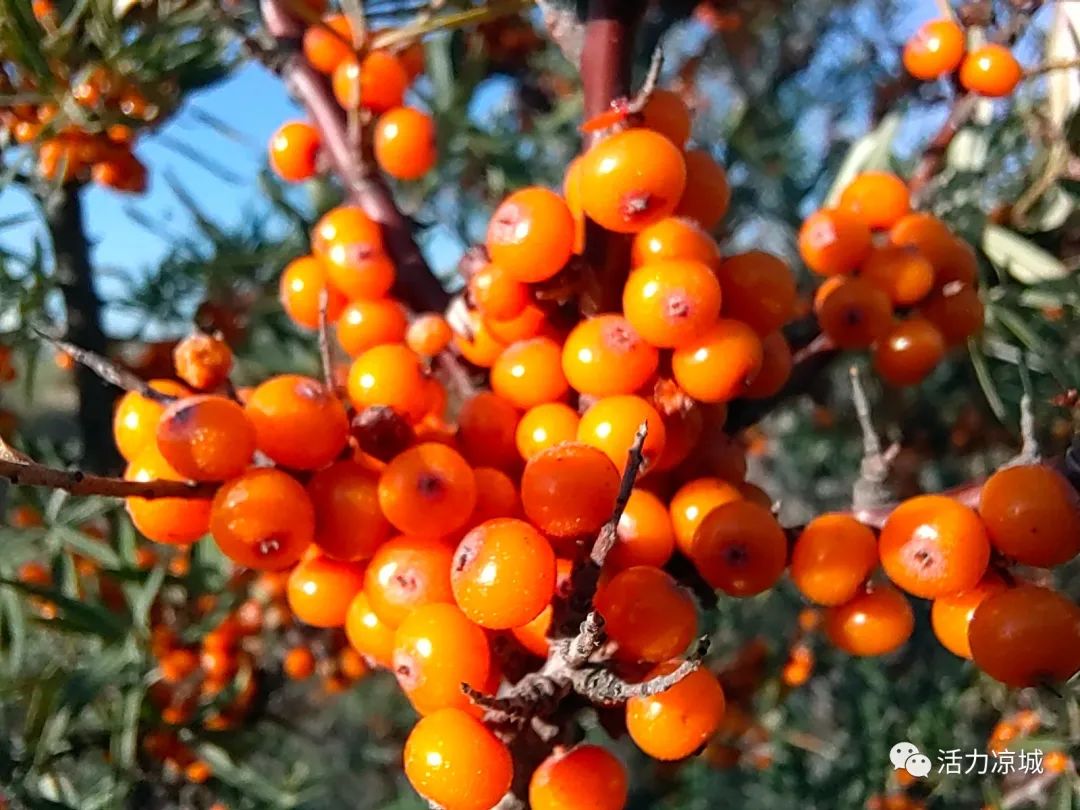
268, 122, 321, 182
596, 566, 698, 663
312, 205, 384, 259
838, 171, 912, 230
210, 469, 315, 570
363, 535, 454, 628
672, 319, 764, 404
691, 500, 788, 597
347, 343, 428, 422
378, 443, 477, 538
124, 444, 212, 545
816, 277, 894, 349
561, 315, 658, 397
903, 19, 965, 81
631, 217, 721, 270
873, 318, 946, 387
626, 663, 726, 761
332, 51, 408, 113
156, 396, 255, 482
306, 461, 391, 560
521, 442, 620, 540
580, 128, 687, 233
919, 284, 984, 346
467, 263, 530, 321
406, 314, 453, 357
715, 252, 797, 335
345, 591, 395, 668
302, 13, 355, 75
930, 573, 1008, 659
452, 518, 556, 629
668, 477, 744, 557
336, 299, 408, 357
674, 149, 731, 230
860, 245, 936, 306
969, 585, 1080, 687
375, 107, 436, 180
286, 554, 365, 628
279, 255, 347, 330
244, 375, 348, 470
457, 392, 521, 472
978, 464, 1080, 567
510, 558, 574, 658
743, 331, 793, 399
113, 380, 190, 462
879, 495, 990, 599
641, 89, 692, 146
578, 395, 667, 475
491, 337, 569, 410
610, 488, 676, 571
515, 402, 580, 461
392, 603, 490, 715
173, 333, 232, 391
825, 586, 914, 657
469, 467, 522, 523
798, 208, 872, 276
791, 514, 879, 606
622, 259, 722, 349
486, 187, 575, 283
283, 646, 316, 680
959, 44, 1023, 98
529, 745, 629, 810
403, 708, 513, 810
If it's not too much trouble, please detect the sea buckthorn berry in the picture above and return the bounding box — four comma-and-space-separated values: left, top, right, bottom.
336, 299, 408, 356
596, 566, 698, 663
332, 51, 408, 112
156, 396, 255, 481
363, 535, 454, 628
969, 585, 1080, 687
312, 205, 384, 258
692, 500, 788, 596
283, 646, 315, 680
934, 236, 978, 288
510, 558, 573, 658
791, 514, 878, 606
125, 445, 212, 545
816, 277, 894, 349
279, 255, 347, 330
622, 259, 722, 349
530, 745, 629, 810
455, 311, 509, 368
919, 283, 984, 346
641, 89, 692, 146
469, 467, 522, 523
672, 319, 764, 404
825, 585, 914, 657
468, 263, 530, 320
113, 380, 190, 462
838, 171, 912, 230
374, 107, 436, 180
302, 13, 355, 75
879, 494, 990, 599
669, 477, 744, 557
306, 461, 392, 560
798, 208, 872, 276
610, 488, 676, 571
580, 128, 687, 233
393, 603, 491, 715
347, 343, 428, 421
345, 591, 395, 667
173, 333, 232, 391
406, 313, 453, 357
486, 187, 575, 283
873, 318, 946, 387
245, 375, 348, 470
515, 402, 580, 461
210, 468, 314, 570
674, 148, 731, 230
959, 44, 1022, 98
324, 247, 395, 302
457, 392, 521, 472
978, 464, 1080, 567
561, 315, 659, 397
888, 214, 977, 287
453, 518, 556, 630
653, 403, 704, 472
742, 331, 793, 399
861, 245, 936, 306
379, 443, 477, 537
404, 708, 513, 810
930, 573, 1008, 659
484, 301, 548, 344
716, 251, 797, 336
626, 662, 726, 761
268, 121, 321, 183
491, 337, 568, 410
578, 395, 667, 474
903, 19, 966, 81
631, 217, 721, 270
286, 554, 365, 628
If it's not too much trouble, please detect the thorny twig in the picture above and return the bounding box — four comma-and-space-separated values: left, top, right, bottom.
849, 367, 899, 517
317, 287, 335, 392
36, 331, 176, 404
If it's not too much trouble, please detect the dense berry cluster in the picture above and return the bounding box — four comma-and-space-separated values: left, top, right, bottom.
903, 18, 1024, 97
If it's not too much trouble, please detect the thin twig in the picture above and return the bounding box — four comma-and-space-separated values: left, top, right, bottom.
35, 331, 175, 403
625, 46, 665, 115
850, 367, 898, 517
571, 638, 709, 703
0, 457, 216, 499
317, 287, 334, 392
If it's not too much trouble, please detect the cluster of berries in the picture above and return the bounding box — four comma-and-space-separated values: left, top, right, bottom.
903, 18, 1024, 97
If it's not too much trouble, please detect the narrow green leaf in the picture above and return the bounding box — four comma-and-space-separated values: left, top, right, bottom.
982, 224, 1072, 285
967, 340, 1007, 422
0, 579, 129, 641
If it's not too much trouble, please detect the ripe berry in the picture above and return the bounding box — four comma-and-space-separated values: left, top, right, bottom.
490, 337, 568, 410
860, 245, 936, 306
306, 461, 391, 560
510, 558, 573, 658
375, 107, 436, 180
279, 255, 347, 330
610, 488, 676, 571
959, 44, 1023, 98
631, 217, 721, 270
469, 467, 522, 523
312, 204, 384, 258
816, 277, 893, 349
124, 444, 212, 545
903, 19, 966, 81
919, 283, 983, 346
210, 468, 314, 570
332, 51, 408, 112
879, 494, 990, 599
873, 318, 946, 387
515, 402, 580, 461
406, 313, 453, 357
578, 395, 666, 474
641, 88, 692, 146
669, 477, 744, 557
978, 464, 1080, 567
529, 745, 629, 810
268, 121, 321, 183
622, 259, 721, 349
674, 149, 731, 230
336, 299, 408, 356
715, 251, 797, 335
468, 262, 530, 320
484, 301, 548, 344
561, 315, 658, 397
930, 573, 1008, 659
596, 566, 698, 663
580, 128, 687, 233
486, 187, 575, 283
302, 14, 355, 75
244, 375, 348, 470
838, 171, 912, 230
798, 208, 872, 276
455, 311, 509, 368
672, 319, 764, 403
283, 646, 316, 680
345, 591, 395, 668
791, 514, 878, 606
286, 554, 365, 628
742, 331, 793, 399
113, 380, 190, 462
347, 343, 428, 421
378, 443, 477, 538
457, 392, 521, 472
626, 662, 726, 761
173, 333, 232, 391
520, 442, 619, 541
452, 518, 556, 629
156, 395, 255, 481
403, 708, 513, 810
825, 585, 914, 657
691, 500, 787, 596
363, 535, 454, 628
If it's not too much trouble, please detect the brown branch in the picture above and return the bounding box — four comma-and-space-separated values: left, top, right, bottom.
570, 637, 709, 703
36, 331, 175, 404
0, 457, 216, 499
849, 366, 898, 513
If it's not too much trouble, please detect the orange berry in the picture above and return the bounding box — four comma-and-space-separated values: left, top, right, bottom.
406, 313, 453, 357
287, 554, 365, 627
457, 392, 521, 472
468, 262, 530, 321
469, 467, 522, 523
798, 208, 872, 276
379, 443, 477, 538
742, 331, 792, 399
268, 121, 321, 182
596, 565, 698, 663
653, 403, 704, 473
184, 760, 212, 784
631, 216, 721, 270
561, 315, 658, 397
530, 745, 628, 810
279, 255, 347, 330
521, 442, 620, 542
491, 337, 568, 410
302, 14, 356, 75
959, 44, 1022, 98
692, 500, 787, 596
312, 204, 384, 258
879, 495, 990, 599
674, 148, 731, 230
336, 298, 408, 356
825, 585, 914, 656
515, 402, 580, 461
816, 277, 893, 349
838, 172, 911, 230
873, 318, 946, 387
375, 107, 436, 180
332, 51, 408, 112
159, 648, 199, 684
455, 311, 509, 368
641, 89, 692, 146
113, 380, 190, 462
791, 514, 878, 606
363, 535, 454, 628
452, 518, 556, 629
510, 558, 573, 658
626, 662, 726, 760
307, 461, 392, 560
580, 128, 687, 233
1044, 751, 1070, 774
578, 395, 666, 475
245, 375, 348, 470
919, 283, 983, 346
347, 343, 428, 421
172, 333, 232, 391
486, 187, 575, 283
969, 585, 1080, 687
283, 646, 316, 680
930, 573, 1008, 659
345, 591, 395, 667
484, 301, 548, 344
404, 708, 513, 810
715, 252, 797, 336
210, 468, 314, 570
622, 259, 721, 348
903, 19, 966, 81
860, 245, 936, 306
156, 396, 255, 481
393, 602, 490, 715
669, 477, 744, 557
978, 464, 1080, 567
610, 488, 676, 571
672, 319, 764, 404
